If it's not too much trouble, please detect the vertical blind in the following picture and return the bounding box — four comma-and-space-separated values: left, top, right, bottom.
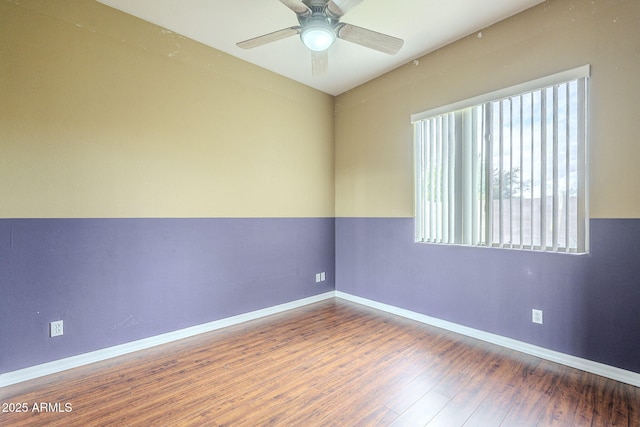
413, 66, 589, 253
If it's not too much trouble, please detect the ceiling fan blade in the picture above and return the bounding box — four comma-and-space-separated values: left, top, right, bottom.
279, 0, 311, 15
237, 27, 301, 49
311, 49, 328, 77
326, 0, 364, 18
337, 23, 403, 55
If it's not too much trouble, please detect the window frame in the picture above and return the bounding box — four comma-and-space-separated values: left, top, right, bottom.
412, 65, 590, 254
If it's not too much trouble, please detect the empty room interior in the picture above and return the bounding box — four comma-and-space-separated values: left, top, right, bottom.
1, 0, 639, 425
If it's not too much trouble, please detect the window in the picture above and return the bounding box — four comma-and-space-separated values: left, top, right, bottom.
412, 66, 589, 253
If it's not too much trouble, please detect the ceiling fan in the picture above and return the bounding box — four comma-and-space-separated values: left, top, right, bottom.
236, 0, 404, 76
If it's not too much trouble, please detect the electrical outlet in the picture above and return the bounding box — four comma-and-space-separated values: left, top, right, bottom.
315, 273, 321, 283
320, 272, 326, 281
532, 309, 543, 325
50, 320, 64, 337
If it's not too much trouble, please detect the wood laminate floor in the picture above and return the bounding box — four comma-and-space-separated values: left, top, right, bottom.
1, 299, 638, 426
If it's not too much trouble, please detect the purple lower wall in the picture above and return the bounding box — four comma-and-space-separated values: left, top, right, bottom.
336, 217, 640, 374
0, 218, 335, 373
4, 216, 637, 376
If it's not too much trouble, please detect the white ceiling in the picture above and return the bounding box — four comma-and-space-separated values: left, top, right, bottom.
96, 0, 544, 96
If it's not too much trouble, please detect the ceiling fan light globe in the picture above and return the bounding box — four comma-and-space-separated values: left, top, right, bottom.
301, 26, 335, 52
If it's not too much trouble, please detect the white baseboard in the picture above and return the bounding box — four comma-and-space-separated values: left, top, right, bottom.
4, 291, 638, 389
336, 291, 640, 388
0, 292, 335, 388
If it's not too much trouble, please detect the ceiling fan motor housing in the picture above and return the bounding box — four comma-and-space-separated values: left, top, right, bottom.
304, 0, 332, 8
299, 6, 338, 51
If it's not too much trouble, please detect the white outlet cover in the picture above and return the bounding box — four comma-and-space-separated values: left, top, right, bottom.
50, 320, 64, 337
532, 309, 543, 324
315, 273, 321, 283
320, 272, 326, 281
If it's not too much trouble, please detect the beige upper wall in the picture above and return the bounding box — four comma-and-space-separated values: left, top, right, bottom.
0, 0, 334, 218
335, 0, 640, 218
3, 0, 638, 220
